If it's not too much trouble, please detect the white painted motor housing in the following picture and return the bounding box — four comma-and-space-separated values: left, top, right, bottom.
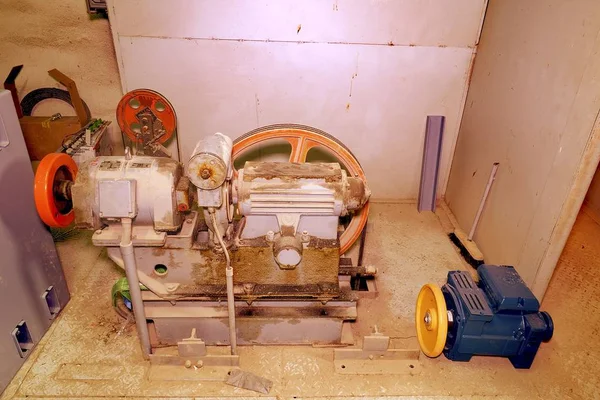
187, 132, 233, 208
235, 161, 369, 239
71, 156, 184, 231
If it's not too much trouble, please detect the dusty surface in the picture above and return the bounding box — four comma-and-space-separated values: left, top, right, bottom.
0, 0, 123, 150
2, 203, 599, 399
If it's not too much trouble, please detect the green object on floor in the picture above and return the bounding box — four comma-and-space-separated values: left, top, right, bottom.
111, 277, 147, 319
111, 277, 132, 307
111, 277, 149, 305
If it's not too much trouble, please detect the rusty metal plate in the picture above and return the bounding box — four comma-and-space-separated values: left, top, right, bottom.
134, 244, 343, 300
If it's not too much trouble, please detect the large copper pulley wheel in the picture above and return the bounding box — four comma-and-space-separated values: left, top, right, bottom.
116, 89, 177, 144
34, 153, 78, 227
232, 124, 369, 254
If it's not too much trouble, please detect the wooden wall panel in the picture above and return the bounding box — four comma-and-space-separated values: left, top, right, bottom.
445, 0, 600, 297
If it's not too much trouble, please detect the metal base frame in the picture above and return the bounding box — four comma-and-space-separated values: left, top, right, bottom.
145, 297, 358, 347
117, 215, 375, 365
334, 331, 421, 375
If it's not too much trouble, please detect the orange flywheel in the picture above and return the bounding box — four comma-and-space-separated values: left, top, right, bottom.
34, 153, 78, 227
232, 124, 370, 255
116, 89, 176, 144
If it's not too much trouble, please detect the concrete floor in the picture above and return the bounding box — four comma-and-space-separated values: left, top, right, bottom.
1, 203, 598, 399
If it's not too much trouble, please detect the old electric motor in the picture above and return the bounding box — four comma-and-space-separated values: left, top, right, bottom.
34, 125, 372, 353
416, 265, 553, 368
40, 133, 370, 292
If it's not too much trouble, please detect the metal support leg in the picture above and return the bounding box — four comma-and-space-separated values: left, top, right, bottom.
355, 220, 368, 291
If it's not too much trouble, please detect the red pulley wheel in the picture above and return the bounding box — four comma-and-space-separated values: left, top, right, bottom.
34, 153, 78, 227
116, 89, 177, 144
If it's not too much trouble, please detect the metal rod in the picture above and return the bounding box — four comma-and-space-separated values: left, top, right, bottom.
210, 210, 237, 355
119, 218, 151, 359
225, 267, 237, 352
354, 219, 369, 291
357, 218, 368, 268
468, 162, 500, 241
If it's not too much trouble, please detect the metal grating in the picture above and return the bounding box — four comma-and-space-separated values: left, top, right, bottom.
454, 272, 474, 289
465, 292, 485, 312
448, 271, 493, 317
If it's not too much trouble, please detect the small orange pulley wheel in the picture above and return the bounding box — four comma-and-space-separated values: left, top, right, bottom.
34, 153, 78, 227
116, 89, 177, 144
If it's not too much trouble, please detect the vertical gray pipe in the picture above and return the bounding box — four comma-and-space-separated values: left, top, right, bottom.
225, 266, 237, 354
209, 210, 237, 355
120, 218, 151, 359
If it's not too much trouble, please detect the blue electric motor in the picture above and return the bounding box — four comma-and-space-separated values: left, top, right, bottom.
416, 264, 553, 369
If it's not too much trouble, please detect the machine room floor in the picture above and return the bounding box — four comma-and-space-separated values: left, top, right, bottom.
2, 203, 598, 399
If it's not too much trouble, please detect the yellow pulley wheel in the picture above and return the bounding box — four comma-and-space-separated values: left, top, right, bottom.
415, 283, 448, 357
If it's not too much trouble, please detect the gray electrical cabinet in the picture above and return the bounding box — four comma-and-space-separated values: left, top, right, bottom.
0, 90, 70, 393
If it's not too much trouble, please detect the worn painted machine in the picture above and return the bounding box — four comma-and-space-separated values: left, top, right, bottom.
34, 122, 372, 365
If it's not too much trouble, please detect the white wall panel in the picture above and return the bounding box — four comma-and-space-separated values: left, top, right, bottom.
120, 38, 473, 199
110, 0, 486, 47
108, 0, 485, 199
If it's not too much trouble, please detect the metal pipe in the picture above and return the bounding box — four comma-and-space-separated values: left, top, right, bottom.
225, 267, 236, 352
120, 218, 151, 359
209, 209, 237, 355
468, 163, 500, 241
354, 220, 369, 291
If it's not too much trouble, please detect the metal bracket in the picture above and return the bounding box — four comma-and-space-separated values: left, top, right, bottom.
177, 328, 206, 357
334, 327, 420, 375
149, 354, 240, 368
276, 214, 301, 236
148, 328, 241, 368
93, 224, 166, 247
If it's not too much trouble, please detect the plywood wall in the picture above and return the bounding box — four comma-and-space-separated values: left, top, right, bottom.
0, 0, 123, 150
107, 0, 487, 200
445, 0, 600, 297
